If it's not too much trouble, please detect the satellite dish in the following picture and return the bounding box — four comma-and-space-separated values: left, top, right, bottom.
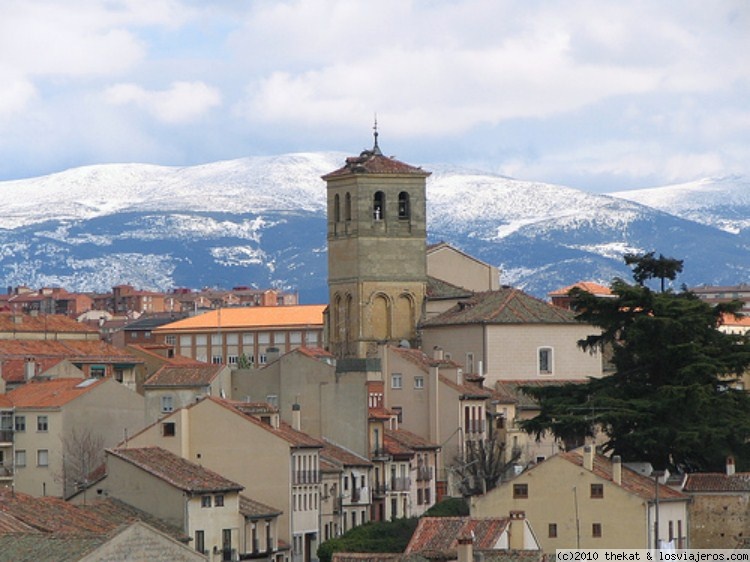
399, 339, 411, 348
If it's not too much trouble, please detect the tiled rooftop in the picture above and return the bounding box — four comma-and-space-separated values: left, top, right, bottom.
385, 429, 440, 451
421, 288, 578, 327
560, 448, 687, 501
0, 312, 97, 334
682, 472, 750, 492
322, 149, 430, 179
153, 305, 326, 332
0, 339, 141, 368
321, 439, 373, 468
405, 517, 509, 556
548, 282, 613, 297
239, 494, 283, 518
391, 346, 461, 372
108, 446, 243, 493
145, 364, 224, 387
7, 377, 108, 408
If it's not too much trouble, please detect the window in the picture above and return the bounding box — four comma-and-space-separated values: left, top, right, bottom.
549, 523, 558, 538
228, 355, 238, 365
212, 355, 223, 364
345, 192, 352, 221
513, 483, 528, 498
201, 495, 212, 508
37, 449, 49, 467
393, 406, 403, 423
37, 415, 48, 432
334, 193, 341, 222
398, 192, 410, 219
538, 347, 553, 374
373, 191, 385, 220
90, 365, 106, 378
15, 450, 26, 467
417, 488, 423, 505
215, 494, 225, 507
391, 373, 402, 389
195, 530, 205, 554
592, 523, 602, 538
165, 335, 176, 345
465, 352, 474, 374
14, 415, 25, 432
162, 422, 176, 437
414, 376, 424, 389
161, 395, 174, 413
425, 487, 431, 504
590, 483, 604, 498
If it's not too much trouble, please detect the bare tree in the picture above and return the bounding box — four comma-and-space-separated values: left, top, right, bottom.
58, 427, 105, 501
451, 433, 520, 497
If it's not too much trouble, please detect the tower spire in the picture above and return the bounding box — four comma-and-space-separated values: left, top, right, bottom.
372, 114, 382, 155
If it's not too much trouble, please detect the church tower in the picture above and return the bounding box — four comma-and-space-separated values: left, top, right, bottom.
323, 128, 430, 359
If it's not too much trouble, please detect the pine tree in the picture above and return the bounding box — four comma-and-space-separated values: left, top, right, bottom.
521, 256, 750, 472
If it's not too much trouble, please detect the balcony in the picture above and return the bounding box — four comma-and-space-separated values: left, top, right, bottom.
0, 464, 13, 479
293, 470, 320, 485
372, 483, 387, 497
416, 466, 433, 482
0, 429, 12, 444
370, 447, 389, 461
390, 477, 411, 492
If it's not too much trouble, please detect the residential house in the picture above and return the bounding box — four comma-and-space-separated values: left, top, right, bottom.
0, 310, 99, 341
420, 288, 604, 386
0, 391, 12, 487
0, 339, 144, 390
154, 305, 326, 369
320, 439, 373, 537
5, 377, 146, 497
681, 458, 750, 548
385, 428, 440, 517
125, 396, 324, 562
111, 284, 166, 315
126, 342, 205, 394
404, 515, 541, 556
111, 313, 187, 348
471, 446, 690, 550
1, 287, 94, 318
143, 362, 232, 423
103, 446, 254, 561
0, 488, 205, 562
691, 284, 750, 312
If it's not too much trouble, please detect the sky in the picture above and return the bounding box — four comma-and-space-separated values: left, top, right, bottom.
1, 0, 748, 193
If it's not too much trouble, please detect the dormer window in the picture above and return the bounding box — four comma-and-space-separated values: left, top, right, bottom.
398, 192, 410, 219
373, 191, 385, 220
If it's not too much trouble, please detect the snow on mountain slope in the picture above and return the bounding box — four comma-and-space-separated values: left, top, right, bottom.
610, 175, 750, 234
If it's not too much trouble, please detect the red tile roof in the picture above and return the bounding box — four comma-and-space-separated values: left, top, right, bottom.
322, 439, 373, 468
682, 472, 750, 492
239, 494, 283, 518
720, 312, 750, 327
439, 374, 492, 399
0, 357, 67, 383
0, 339, 141, 365
548, 282, 613, 297
391, 346, 461, 371
108, 446, 243, 493
386, 429, 440, 451
384, 433, 416, 459
559, 448, 687, 501
0, 312, 98, 334
322, 149, 430, 180
145, 364, 224, 387
405, 517, 509, 556
7, 377, 108, 408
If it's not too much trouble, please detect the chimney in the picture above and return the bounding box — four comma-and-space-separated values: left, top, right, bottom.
432, 346, 444, 361
727, 456, 736, 476
292, 403, 301, 431
583, 445, 594, 471
612, 455, 622, 486
456, 530, 473, 562
508, 511, 526, 550
24, 357, 36, 381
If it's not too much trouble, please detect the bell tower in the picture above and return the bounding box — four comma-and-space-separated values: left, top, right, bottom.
323, 127, 430, 359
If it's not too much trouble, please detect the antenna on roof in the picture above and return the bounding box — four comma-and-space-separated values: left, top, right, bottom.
372, 114, 382, 155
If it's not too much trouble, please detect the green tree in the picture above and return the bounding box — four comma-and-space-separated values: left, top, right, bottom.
317, 518, 419, 562
521, 262, 750, 472
623, 251, 683, 292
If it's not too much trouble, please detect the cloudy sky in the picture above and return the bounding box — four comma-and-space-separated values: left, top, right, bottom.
1, 0, 748, 192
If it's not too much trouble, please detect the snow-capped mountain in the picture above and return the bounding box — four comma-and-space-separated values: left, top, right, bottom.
1, 153, 748, 302
610, 176, 750, 235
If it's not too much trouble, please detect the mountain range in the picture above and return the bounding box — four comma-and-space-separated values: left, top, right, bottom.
1, 152, 748, 304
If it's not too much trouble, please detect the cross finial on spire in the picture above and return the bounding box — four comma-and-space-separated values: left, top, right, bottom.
372, 113, 382, 155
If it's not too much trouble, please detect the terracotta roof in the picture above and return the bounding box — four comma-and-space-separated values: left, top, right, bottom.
126, 344, 204, 366
384, 432, 416, 459
386, 429, 440, 451
548, 282, 613, 297
439, 374, 493, 399
0, 339, 141, 365
0, 394, 13, 408
322, 148, 430, 180
560, 448, 688, 501
720, 312, 750, 327
426, 276, 474, 300
405, 517, 509, 556
239, 494, 283, 518
421, 288, 578, 327
78, 497, 188, 542
107, 446, 243, 493
0, 488, 113, 534
0, 312, 97, 334
0, 510, 39, 533
296, 346, 336, 361
0, 357, 68, 383
320, 458, 342, 473
321, 439, 373, 468
145, 364, 224, 387
682, 472, 750, 492
154, 305, 326, 332
0, 534, 106, 561
7, 377, 108, 408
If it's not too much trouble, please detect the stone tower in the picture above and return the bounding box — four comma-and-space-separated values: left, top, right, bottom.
323, 131, 430, 359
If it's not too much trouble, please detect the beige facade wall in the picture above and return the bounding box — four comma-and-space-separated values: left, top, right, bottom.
127, 399, 297, 549
471, 456, 688, 551
427, 245, 500, 293
79, 522, 208, 562
12, 408, 62, 497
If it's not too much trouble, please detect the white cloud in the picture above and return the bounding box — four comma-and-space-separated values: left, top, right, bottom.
105, 81, 222, 124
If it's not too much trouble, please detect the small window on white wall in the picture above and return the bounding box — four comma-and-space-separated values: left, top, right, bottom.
391, 373, 403, 389
538, 347, 553, 375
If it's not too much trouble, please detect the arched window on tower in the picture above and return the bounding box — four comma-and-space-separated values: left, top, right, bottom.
345, 192, 352, 221
334, 194, 341, 222
373, 191, 385, 221
398, 192, 410, 219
